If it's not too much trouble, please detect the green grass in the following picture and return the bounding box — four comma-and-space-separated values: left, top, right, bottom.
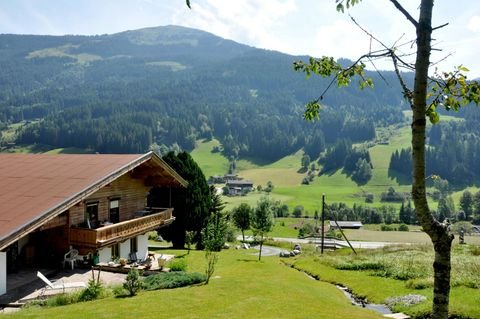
146, 61, 187, 71
27, 44, 101, 64
10, 249, 384, 319
45, 147, 94, 154
242, 217, 316, 239
222, 192, 292, 212
190, 127, 416, 212
290, 245, 480, 318
190, 139, 229, 178
270, 217, 315, 238
1, 144, 53, 154
190, 125, 444, 213
239, 150, 305, 187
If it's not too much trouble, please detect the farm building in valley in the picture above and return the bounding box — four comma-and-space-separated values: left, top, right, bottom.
225, 180, 254, 196
329, 221, 363, 230
0, 152, 186, 296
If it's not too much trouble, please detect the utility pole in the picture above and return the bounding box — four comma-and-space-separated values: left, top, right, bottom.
321, 193, 325, 254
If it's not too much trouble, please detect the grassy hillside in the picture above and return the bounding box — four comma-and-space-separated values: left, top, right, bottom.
191, 121, 480, 213
190, 139, 229, 178
191, 126, 415, 212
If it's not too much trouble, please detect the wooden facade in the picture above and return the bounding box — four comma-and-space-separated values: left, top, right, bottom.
65, 172, 173, 254
70, 208, 173, 254
30, 167, 176, 256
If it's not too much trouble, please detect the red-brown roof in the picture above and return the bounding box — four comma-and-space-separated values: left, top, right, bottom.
0, 152, 186, 250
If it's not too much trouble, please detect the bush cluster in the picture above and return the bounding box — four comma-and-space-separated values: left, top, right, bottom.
167, 258, 188, 272
143, 272, 206, 290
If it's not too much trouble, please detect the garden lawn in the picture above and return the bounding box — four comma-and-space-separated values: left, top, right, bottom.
9, 249, 384, 319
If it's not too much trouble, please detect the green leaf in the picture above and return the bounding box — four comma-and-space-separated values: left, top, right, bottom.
303, 101, 322, 122
430, 112, 440, 124
426, 104, 440, 124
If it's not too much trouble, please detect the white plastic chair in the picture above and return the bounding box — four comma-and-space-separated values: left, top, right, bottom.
63, 248, 79, 270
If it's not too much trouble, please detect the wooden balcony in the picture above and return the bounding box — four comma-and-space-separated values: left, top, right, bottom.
70, 208, 174, 251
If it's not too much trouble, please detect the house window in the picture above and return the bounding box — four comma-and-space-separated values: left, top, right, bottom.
85, 202, 99, 228
111, 244, 119, 260
130, 237, 138, 253
109, 199, 120, 223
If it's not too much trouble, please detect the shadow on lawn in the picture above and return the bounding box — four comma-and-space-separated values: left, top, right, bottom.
236, 258, 259, 263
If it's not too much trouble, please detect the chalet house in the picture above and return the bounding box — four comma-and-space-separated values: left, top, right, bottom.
0, 152, 187, 296
223, 174, 239, 181
225, 180, 254, 196
208, 174, 240, 185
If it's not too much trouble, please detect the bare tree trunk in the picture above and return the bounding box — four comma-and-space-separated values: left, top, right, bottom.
258, 234, 263, 261
411, 1, 454, 318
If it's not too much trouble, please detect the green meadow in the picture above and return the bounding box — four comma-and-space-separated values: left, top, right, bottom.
8, 248, 385, 319
192, 125, 424, 213
8, 243, 480, 319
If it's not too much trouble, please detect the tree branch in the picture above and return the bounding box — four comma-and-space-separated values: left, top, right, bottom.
389, 0, 419, 28
433, 22, 449, 31
391, 52, 413, 103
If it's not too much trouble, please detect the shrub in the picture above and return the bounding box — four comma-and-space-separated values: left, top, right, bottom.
293, 205, 304, 218
326, 229, 342, 239
365, 193, 374, 203
398, 224, 409, 231
380, 224, 394, 231
380, 187, 405, 202
143, 272, 206, 290
168, 258, 187, 272
147, 231, 158, 240
123, 268, 143, 296
224, 224, 237, 243
298, 223, 316, 238
79, 272, 105, 301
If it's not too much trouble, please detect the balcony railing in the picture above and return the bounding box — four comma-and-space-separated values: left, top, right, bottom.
70, 208, 174, 250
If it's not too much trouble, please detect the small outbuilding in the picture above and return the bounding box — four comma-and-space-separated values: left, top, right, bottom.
329, 221, 363, 230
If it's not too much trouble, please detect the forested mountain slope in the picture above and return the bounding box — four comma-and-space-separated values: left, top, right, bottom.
1, 25, 409, 159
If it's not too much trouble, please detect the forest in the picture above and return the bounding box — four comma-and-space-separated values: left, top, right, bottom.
389, 107, 480, 186
1, 25, 478, 188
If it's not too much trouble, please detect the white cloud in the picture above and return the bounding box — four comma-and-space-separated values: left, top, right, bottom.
468, 15, 480, 32
312, 19, 370, 58
171, 0, 297, 48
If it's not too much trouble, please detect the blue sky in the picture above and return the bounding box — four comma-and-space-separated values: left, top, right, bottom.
1, 0, 479, 77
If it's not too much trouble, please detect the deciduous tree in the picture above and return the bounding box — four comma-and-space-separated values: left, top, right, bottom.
231, 203, 253, 242
459, 190, 473, 220
251, 197, 274, 261
293, 1, 480, 317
